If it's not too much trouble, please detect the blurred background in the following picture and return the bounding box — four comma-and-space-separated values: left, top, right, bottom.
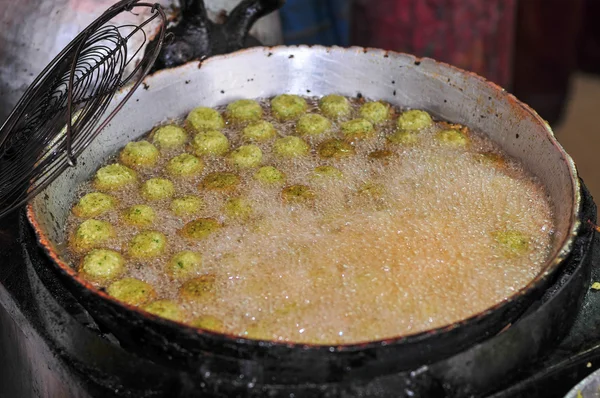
0, 0, 598, 195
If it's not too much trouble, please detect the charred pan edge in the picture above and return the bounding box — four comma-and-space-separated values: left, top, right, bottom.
27, 45, 582, 353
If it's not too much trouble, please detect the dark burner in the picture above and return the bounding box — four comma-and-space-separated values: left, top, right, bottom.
0, 181, 598, 397
149, 0, 285, 72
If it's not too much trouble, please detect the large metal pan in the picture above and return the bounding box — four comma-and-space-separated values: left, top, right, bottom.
26, 46, 582, 388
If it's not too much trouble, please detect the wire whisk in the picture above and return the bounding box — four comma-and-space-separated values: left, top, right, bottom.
0, 0, 167, 219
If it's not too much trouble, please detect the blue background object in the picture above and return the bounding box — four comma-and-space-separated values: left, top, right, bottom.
278, 0, 350, 46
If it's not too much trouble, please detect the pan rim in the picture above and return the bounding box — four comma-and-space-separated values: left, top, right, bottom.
26, 44, 582, 353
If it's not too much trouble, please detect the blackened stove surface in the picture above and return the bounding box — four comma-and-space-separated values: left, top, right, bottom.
0, 212, 194, 398
0, 185, 598, 398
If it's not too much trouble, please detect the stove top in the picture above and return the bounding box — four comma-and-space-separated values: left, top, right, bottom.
1, 185, 599, 398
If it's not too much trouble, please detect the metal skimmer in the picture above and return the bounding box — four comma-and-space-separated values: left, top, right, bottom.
0, 0, 167, 219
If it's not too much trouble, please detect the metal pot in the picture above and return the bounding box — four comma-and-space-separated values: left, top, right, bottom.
26, 46, 582, 392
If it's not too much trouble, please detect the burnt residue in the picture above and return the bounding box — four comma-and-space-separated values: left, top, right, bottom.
142, 83, 149, 91
288, 55, 294, 59
415, 60, 421, 66
516, 134, 520, 139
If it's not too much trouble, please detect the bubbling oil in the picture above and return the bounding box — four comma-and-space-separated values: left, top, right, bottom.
65, 96, 554, 344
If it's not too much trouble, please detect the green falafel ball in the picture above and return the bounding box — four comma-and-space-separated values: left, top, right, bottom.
253, 166, 285, 185
179, 218, 221, 240
397, 109, 433, 131
122, 204, 155, 227
179, 274, 217, 303
387, 130, 419, 145
273, 136, 310, 158
312, 165, 343, 180
228, 144, 263, 168
166, 153, 204, 177
70, 219, 115, 253
119, 141, 159, 169
128, 231, 167, 259
187, 107, 225, 131
242, 120, 276, 142
223, 197, 253, 220
200, 172, 240, 192
142, 300, 186, 322
242, 322, 272, 340
317, 139, 355, 159
368, 149, 394, 160
492, 230, 530, 257
271, 94, 307, 120
282, 185, 315, 204
226, 99, 263, 123
107, 277, 156, 306
72, 192, 116, 218
189, 315, 224, 332
79, 249, 125, 284
436, 129, 469, 147
474, 152, 507, 169
356, 183, 387, 205
166, 251, 203, 281
319, 94, 351, 120
170, 195, 204, 217
93, 164, 137, 191
359, 101, 390, 124
358, 182, 386, 197
296, 113, 331, 137
152, 125, 188, 149
192, 130, 230, 157
340, 118, 375, 140
140, 178, 175, 201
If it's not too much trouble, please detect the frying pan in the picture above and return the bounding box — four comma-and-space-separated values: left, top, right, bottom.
26, 46, 582, 387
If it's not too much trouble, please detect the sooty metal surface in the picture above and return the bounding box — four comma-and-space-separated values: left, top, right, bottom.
27, 47, 583, 381
0, 181, 596, 397
149, 0, 285, 71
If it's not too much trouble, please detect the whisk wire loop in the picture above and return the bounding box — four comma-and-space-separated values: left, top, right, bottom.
0, 0, 167, 218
